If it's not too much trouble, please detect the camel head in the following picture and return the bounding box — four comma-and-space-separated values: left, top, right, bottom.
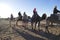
42, 13, 47, 20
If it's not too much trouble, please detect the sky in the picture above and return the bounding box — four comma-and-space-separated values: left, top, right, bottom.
0, 0, 60, 18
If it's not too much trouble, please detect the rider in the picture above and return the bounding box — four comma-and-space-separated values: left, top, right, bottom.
18, 12, 22, 20
52, 6, 60, 20
53, 6, 60, 14
23, 12, 28, 22
10, 13, 13, 20
33, 8, 38, 16
32, 8, 39, 19
22, 12, 28, 27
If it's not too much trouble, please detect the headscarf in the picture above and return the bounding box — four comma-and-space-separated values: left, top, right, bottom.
33, 8, 37, 13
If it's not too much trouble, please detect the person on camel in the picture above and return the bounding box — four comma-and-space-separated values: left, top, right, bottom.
10, 13, 13, 20
53, 6, 60, 14
22, 12, 28, 28
51, 6, 60, 20
18, 12, 22, 21
32, 8, 39, 20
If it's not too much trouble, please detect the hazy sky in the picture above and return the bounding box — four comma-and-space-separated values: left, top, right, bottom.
0, 0, 60, 18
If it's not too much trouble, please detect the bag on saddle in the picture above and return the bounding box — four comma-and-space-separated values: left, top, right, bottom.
56, 14, 60, 20
50, 14, 59, 20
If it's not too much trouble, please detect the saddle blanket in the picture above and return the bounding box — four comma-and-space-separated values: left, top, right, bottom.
56, 14, 60, 20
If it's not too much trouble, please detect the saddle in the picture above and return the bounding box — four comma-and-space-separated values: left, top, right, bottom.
50, 14, 59, 20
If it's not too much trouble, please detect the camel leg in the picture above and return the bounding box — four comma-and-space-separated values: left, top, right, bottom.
45, 26, 49, 33
31, 22, 33, 29
35, 21, 37, 30
16, 20, 18, 26
38, 21, 40, 31
51, 22, 53, 26
9, 20, 11, 27
45, 20, 49, 33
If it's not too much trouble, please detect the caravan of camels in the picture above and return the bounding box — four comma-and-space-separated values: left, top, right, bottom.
10, 6, 60, 33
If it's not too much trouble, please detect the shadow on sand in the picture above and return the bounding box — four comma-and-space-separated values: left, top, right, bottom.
12, 27, 45, 40
27, 28, 60, 40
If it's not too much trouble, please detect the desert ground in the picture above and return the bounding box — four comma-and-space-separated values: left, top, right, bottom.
0, 19, 60, 40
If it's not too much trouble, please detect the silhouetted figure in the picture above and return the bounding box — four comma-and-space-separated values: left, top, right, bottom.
53, 6, 60, 14
18, 12, 22, 21
22, 12, 28, 28
31, 8, 46, 30
33, 8, 37, 16
32, 8, 39, 20
50, 6, 60, 20
16, 11, 22, 26
23, 12, 28, 22
10, 14, 13, 20
46, 6, 60, 33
